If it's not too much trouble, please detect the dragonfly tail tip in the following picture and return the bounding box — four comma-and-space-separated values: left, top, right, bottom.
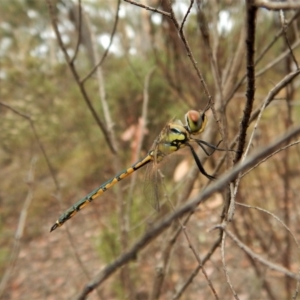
50, 222, 59, 232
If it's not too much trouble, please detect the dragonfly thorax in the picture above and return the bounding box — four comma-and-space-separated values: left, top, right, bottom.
167, 124, 189, 150
152, 123, 189, 161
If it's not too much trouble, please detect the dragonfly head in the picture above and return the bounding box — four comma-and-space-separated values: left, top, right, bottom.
185, 110, 207, 135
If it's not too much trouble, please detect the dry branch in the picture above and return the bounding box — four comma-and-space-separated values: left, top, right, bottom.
254, 1, 300, 10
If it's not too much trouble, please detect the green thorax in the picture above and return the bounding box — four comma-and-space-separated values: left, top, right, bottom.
149, 120, 189, 162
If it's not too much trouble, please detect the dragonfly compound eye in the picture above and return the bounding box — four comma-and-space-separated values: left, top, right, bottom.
185, 110, 207, 134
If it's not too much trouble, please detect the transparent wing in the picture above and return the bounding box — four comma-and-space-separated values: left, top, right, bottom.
143, 161, 164, 211
142, 122, 172, 210
143, 120, 186, 210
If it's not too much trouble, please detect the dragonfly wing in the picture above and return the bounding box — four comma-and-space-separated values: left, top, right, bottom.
143, 156, 164, 211
143, 119, 187, 210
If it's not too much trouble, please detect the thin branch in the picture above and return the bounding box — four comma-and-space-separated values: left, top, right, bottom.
236, 202, 300, 252
221, 229, 240, 300
280, 10, 299, 69
180, 0, 194, 33
123, 0, 171, 17
257, 9, 300, 65
195, 0, 222, 97
219, 227, 300, 281
223, 27, 246, 100
249, 70, 300, 123
182, 225, 219, 300
235, 69, 300, 196
254, 1, 300, 10
0, 158, 36, 298
256, 38, 300, 77
242, 139, 300, 177
172, 233, 222, 299
167, 0, 212, 103
85, 11, 119, 151
81, 0, 121, 83
70, 0, 82, 64
195, 0, 225, 140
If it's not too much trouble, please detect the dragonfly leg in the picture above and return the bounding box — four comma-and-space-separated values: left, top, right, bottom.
195, 140, 222, 156
195, 139, 237, 156
186, 143, 215, 180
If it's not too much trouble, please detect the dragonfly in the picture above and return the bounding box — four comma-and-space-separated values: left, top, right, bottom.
50, 109, 226, 232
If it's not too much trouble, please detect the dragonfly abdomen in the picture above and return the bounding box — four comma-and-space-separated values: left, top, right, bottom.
50, 154, 153, 231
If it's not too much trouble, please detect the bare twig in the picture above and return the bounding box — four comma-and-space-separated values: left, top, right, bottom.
182, 224, 219, 299
223, 27, 246, 100
81, 0, 121, 83
240, 70, 299, 167
123, 0, 171, 17
172, 233, 222, 299
0, 158, 36, 298
166, 0, 212, 103
256, 38, 300, 77
70, 0, 82, 64
236, 202, 300, 252
218, 227, 300, 281
220, 228, 240, 300
242, 139, 300, 177
257, 10, 300, 65
195, 0, 222, 97
180, 0, 194, 33
85, 11, 119, 151
254, 1, 300, 10
195, 0, 225, 139
279, 10, 299, 69
249, 70, 300, 123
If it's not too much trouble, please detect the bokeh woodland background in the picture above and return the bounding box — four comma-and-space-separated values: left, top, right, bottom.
1, 0, 300, 299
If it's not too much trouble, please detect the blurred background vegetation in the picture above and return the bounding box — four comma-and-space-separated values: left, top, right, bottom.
1, 0, 300, 299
